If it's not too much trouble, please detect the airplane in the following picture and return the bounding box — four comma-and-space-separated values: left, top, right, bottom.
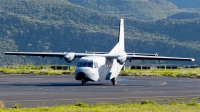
5, 19, 195, 86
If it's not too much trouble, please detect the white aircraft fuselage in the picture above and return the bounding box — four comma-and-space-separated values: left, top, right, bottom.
74, 56, 122, 83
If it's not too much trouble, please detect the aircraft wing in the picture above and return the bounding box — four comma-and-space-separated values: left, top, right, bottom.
4, 52, 117, 58
127, 53, 158, 56
127, 55, 195, 61
5, 52, 195, 62
84, 52, 158, 56
5, 52, 65, 58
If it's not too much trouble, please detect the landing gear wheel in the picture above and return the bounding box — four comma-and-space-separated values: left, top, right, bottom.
81, 79, 86, 86
111, 77, 117, 85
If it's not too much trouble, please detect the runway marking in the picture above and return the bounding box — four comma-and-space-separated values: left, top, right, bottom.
161, 82, 167, 85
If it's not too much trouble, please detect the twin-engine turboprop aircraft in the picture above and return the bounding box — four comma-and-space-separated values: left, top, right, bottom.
5, 19, 195, 86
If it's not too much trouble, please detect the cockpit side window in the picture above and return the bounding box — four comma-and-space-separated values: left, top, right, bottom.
94, 62, 98, 68
87, 62, 93, 68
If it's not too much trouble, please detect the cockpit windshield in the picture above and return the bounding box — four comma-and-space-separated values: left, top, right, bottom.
77, 61, 93, 68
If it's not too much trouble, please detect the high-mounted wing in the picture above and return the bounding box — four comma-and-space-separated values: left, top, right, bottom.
85, 52, 107, 54
127, 55, 195, 61
5, 52, 64, 57
5, 52, 195, 62
127, 53, 158, 56
85, 52, 159, 56
5, 52, 118, 62
5, 52, 117, 57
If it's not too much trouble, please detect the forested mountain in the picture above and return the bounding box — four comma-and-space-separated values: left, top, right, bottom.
0, 0, 200, 65
68, 0, 178, 20
166, 0, 200, 19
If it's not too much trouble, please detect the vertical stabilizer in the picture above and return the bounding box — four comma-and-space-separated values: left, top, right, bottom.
107, 19, 125, 80
109, 19, 125, 54
118, 19, 124, 51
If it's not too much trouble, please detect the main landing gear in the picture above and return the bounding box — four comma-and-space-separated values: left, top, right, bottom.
81, 79, 86, 86
111, 77, 117, 85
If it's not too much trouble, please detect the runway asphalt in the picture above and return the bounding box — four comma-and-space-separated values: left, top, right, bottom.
0, 74, 200, 108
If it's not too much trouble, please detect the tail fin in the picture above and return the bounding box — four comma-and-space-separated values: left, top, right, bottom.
118, 19, 124, 51
109, 19, 125, 54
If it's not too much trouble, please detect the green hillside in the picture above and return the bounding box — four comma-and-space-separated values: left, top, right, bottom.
67, 0, 200, 23
0, 0, 199, 65
68, 0, 178, 20
166, 0, 200, 19
168, 12, 200, 19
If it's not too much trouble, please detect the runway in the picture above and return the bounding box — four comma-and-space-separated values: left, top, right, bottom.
0, 74, 200, 108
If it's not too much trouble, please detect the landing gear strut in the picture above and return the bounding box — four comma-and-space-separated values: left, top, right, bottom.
81, 79, 86, 86
111, 77, 117, 85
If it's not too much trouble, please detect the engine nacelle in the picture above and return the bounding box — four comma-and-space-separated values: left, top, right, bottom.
64, 52, 75, 62
116, 54, 127, 65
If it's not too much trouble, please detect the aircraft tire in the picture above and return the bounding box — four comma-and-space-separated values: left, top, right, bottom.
81, 79, 86, 86
111, 77, 117, 85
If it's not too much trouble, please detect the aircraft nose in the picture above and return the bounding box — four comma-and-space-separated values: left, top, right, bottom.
75, 72, 85, 80
75, 68, 98, 81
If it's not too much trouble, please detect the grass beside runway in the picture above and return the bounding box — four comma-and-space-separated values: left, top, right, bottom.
1, 65, 200, 78
0, 101, 200, 112
0, 65, 74, 75
120, 68, 200, 78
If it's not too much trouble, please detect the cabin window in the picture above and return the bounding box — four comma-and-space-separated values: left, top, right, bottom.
77, 61, 93, 68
